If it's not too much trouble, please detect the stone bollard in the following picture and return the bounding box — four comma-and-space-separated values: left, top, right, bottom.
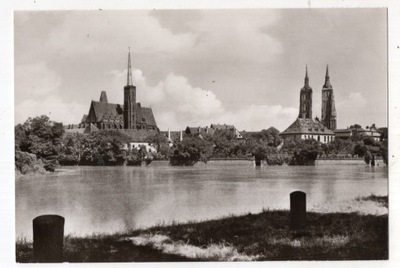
33, 215, 65, 263
290, 191, 306, 232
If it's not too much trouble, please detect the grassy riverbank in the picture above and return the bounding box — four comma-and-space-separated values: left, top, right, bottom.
16, 195, 388, 262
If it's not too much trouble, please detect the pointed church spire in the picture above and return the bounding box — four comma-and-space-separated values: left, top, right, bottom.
304, 65, 309, 87
324, 64, 332, 88
127, 47, 133, 86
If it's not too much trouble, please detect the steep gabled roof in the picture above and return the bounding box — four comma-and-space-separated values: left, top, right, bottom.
280, 118, 334, 135
87, 101, 123, 122
137, 106, 157, 127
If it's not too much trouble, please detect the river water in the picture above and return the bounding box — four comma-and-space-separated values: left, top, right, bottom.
16, 160, 387, 239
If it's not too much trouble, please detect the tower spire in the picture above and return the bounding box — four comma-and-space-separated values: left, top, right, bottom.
304, 65, 309, 87
127, 47, 133, 86
324, 64, 331, 88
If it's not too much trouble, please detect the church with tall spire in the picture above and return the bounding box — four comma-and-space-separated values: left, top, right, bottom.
298, 66, 313, 119
321, 65, 337, 130
280, 65, 335, 144
73, 50, 158, 132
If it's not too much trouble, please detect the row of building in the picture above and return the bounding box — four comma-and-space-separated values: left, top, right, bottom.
64, 52, 383, 150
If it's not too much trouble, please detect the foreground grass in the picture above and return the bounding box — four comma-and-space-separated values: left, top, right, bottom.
16, 209, 388, 262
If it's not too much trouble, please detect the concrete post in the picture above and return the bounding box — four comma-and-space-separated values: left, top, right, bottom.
290, 191, 306, 231
33, 215, 65, 263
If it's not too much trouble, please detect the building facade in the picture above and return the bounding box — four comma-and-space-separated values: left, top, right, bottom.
321, 65, 337, 130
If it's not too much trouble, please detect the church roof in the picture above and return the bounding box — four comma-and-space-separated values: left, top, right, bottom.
89, 101, 123, 121
137, 106, 157, 127
280, 118, 334, 136
87, 101, 156, 127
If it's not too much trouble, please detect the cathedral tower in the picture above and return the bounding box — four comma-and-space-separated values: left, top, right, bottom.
321, 65, 337, 130
124, 51, 137, 129
298, 66, 313, 119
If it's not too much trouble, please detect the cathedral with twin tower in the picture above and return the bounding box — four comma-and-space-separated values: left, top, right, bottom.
280, 65, 336, 143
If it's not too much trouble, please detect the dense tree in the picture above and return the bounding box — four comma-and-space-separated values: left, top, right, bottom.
78, 130, 130, 166
244, 127, 282, 147
282, 139, 322, 166
58, 132, 85, 165
170, 135, 213, 166
15, 115, 65, 171
146, 132, 170, 160
146, 132, 168, 151
210, 129, 237, 158
321, 138, 354, 156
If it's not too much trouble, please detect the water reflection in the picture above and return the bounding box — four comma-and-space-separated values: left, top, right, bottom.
16, 160, 387, 239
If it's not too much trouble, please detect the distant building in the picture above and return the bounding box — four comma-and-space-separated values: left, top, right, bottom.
334, 124, 381, 141
321, 65, 337, 130
210, 124, 244, 139
65, 51, 158, 133
121, 142, 157, 153
184, 124, 244, 139
280, 66, 335, 144
333, 128, 352, 139
280, 117, 335, 143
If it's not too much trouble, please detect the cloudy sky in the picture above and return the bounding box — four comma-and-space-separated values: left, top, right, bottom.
14, 9, 387, 131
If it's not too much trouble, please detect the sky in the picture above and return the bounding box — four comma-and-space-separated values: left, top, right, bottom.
14, 9, 387, 131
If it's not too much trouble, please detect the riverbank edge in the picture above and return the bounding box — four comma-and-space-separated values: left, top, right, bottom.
16, 196, 388, 262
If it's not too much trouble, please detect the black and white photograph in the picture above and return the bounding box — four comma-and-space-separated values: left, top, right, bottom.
1, 0, 400, 266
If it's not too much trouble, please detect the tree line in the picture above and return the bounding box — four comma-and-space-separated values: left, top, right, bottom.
15, 115, 388, 174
